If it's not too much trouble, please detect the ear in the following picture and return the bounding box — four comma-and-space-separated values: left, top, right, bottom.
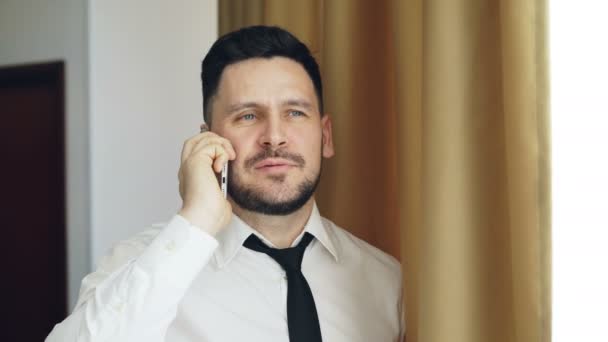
321, 114, 335, 158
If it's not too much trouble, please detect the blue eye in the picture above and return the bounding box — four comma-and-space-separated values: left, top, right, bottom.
241, 113, 256, 121
289, 110, 305, 117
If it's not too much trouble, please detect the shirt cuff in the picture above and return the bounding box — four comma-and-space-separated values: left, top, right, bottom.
135, 214, 219, 291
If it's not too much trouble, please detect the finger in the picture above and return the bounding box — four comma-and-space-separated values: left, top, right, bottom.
200, 134, 234, 159
213, 152, 230, 173
189, 136, 231, 158
177, 168, 185, 198
180, 131, 220, 163
218, 137, 237, 160
188, 140, 231, 170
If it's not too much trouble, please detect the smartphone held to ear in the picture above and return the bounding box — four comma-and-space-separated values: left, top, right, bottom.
221, 163, 228, 199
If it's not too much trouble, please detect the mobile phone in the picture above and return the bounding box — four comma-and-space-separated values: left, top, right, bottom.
221, 163, 228, 199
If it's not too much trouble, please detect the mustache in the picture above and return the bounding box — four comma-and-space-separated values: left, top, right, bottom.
244, 148, 306, 169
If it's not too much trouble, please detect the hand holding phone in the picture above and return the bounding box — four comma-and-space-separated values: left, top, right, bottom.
177, 124, 235, 235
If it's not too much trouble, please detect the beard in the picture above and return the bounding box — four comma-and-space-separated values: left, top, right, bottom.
227, 148, 321, 216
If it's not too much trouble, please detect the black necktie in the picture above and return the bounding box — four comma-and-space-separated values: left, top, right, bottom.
243, 232, 323, 342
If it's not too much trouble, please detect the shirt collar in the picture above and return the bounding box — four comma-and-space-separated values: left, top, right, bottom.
213, 202, 340, 268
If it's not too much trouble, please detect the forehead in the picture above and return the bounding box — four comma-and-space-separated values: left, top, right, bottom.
214, 57, 318, 111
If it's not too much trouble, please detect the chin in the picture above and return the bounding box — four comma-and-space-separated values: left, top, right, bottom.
228, 174, 319, 216
259, 191, 305, 205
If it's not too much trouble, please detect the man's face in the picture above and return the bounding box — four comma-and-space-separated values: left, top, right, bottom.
209, 57, 334, 215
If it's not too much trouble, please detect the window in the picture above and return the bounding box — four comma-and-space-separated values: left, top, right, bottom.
551, 2, 608, 341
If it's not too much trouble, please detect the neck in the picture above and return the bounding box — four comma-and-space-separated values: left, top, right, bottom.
231, 198, 315, 248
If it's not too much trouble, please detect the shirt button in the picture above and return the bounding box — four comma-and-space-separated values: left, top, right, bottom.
165, 241, 176, 252
113, 302, 124, 312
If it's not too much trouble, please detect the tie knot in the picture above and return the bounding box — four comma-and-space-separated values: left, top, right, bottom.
243, 232, 315, 271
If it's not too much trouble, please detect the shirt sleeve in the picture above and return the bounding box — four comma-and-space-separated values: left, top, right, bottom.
398, 274, 406, 342
46, 215, 218, 342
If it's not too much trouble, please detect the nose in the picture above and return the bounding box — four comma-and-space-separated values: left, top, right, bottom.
258, 116, 288, 149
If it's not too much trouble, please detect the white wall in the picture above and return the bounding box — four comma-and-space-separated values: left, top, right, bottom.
0, 0, 218, 309
0, 0, 90, 309
88, 1, 218, 264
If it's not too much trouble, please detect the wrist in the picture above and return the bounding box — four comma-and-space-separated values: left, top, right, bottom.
178, 206, 224, 236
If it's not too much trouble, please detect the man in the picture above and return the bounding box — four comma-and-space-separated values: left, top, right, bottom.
47, 26, 404, 342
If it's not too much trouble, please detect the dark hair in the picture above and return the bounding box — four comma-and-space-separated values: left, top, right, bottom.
201, 25, 324, 123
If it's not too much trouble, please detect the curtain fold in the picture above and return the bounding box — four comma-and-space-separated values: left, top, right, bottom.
219, 1, 551, 341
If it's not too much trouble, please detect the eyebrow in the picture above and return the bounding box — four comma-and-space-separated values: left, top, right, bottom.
226, 102, 260, 114
282, 99, 314, 110
226, 99, 315, 114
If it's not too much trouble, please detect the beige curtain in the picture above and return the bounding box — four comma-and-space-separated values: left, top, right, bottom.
220, 1, 551, 342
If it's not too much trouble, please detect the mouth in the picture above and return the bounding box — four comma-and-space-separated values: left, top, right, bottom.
254, 158, 298, 172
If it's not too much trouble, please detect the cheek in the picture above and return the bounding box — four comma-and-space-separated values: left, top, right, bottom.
298, 130, 323, 153
226, 137, 256, 170
291, 125, 322, 145
220, 130, 252, 154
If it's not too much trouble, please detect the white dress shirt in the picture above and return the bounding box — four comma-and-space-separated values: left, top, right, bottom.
47, 203, 404, 342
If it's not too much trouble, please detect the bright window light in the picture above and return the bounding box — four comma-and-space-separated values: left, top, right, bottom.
551, 1, 608, 341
